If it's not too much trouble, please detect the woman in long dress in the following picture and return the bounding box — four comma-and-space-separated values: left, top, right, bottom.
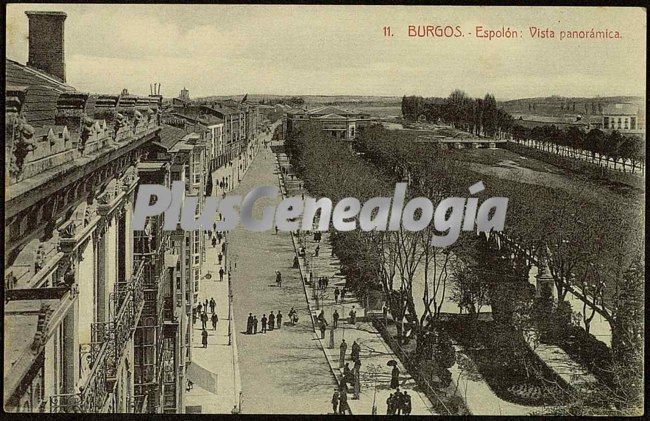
390, 365, 400, 389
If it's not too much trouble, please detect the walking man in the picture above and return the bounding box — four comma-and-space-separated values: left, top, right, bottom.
339, 339, 347, 368
403, 391, 412, 415
269, 311, 275, 331
314, 245, 320, 257
320, 320, 327, 339
201, 312, 209, 330
386, 393, 395, 415
246, 313, 254, 334
261, 314, 267, 333
349, 306, 357, 325
253, 316, 258, 334
201, 328, 208, 348
339, 389, 348, 414
211, 312, 219, 330
331, 389, 340, 414
209, 298, 216, 314
394, 388, 403, 415
334, 287, 340, 303
351, 341, 360, 362
219, 267, 225, 282
275, 271, 282, 287
340, 287, 346, 303
218, 253, 223, 264
276, 311, 283, 328
333, 310, 339, 329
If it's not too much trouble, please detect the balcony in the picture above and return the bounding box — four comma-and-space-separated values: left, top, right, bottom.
50, 260, 145, 413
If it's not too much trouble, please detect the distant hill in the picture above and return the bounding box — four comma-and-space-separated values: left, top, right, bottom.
194, 94, 401, 106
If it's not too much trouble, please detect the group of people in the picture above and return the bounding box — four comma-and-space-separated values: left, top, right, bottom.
331, 388, 349, 415
333, 286, 348, 304
317, 276, 329, 290
246, 310, 284, 334
192, 298, 220, 348
386, 389, 412, 415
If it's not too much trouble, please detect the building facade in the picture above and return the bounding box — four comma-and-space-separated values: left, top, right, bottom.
285, 106, 379, 141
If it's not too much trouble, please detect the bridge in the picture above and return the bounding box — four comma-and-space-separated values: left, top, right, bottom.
415, 135, 508, 149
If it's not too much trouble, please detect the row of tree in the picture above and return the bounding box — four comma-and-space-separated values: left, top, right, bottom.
354, 125, 644, 412
402, 90, 514, 137
510, 125, 645, 172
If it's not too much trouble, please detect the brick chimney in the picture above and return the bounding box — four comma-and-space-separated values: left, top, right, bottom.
25, 11, 67, 82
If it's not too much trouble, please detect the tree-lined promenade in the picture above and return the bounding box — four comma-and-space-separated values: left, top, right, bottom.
285, 121, 643, 415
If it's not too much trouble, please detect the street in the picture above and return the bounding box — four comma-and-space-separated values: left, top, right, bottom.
227, 141, 336, 414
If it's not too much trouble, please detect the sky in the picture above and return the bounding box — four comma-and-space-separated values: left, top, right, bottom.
5, 4, 647, 100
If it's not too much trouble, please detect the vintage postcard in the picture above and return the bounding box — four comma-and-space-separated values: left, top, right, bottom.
4, 3, 645, 416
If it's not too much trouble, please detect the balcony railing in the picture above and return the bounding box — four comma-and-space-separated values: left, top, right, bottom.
50, 260, 145, 413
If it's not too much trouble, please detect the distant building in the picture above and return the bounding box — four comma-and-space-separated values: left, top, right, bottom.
179, 87, 190, 102
285, 106, 380, 141
601, 103, 642, 132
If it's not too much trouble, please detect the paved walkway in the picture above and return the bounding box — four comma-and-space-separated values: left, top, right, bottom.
275, 150, 436, 416
184, 232, 240, 413
227, 131, 336, 414
183, 128, 265, 414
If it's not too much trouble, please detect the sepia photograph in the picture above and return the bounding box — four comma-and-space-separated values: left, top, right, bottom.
3, 3, 646, 416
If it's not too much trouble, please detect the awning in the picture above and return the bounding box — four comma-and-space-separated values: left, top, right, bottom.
186, 361, 218, 395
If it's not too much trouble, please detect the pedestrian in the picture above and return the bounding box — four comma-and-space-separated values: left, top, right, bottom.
261, 314, 267, 333
253, 316, 258, 334
349, 306, 357, 324
338, 389, 348, 415
320, 320, 327, 339
212, 236, 217, 248
351, 341, 360, 362
269, 311, 275, 330
394, 388, 403, 415
332, 310, 339, 328
218, 253, 223, 264
192, 308, 197, 325
340, 287, 346, 302
211, 313, 219, 330
390, 365, 400, 389
274, 225, 279, 235
331, 389, 340, 414
275, 270, 282, 287
197, 303, 203, 314
277, 311, 283, 328
210, 298, 216, 313
318, 310, 327, 325
339, 339, 347, 368
334, 287, 340, 303
219, 267, 225, 282
201, 328, 208, 348
246, 313, 254, 334
403, 391, 412, 415
386, 393, 395, 415
204, 299, 209, 310
353, 356, 361, 374
314, 245, 320, 257
217, 232, 222, 243
201, 312, 209, 330
221, 242, 226, 254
